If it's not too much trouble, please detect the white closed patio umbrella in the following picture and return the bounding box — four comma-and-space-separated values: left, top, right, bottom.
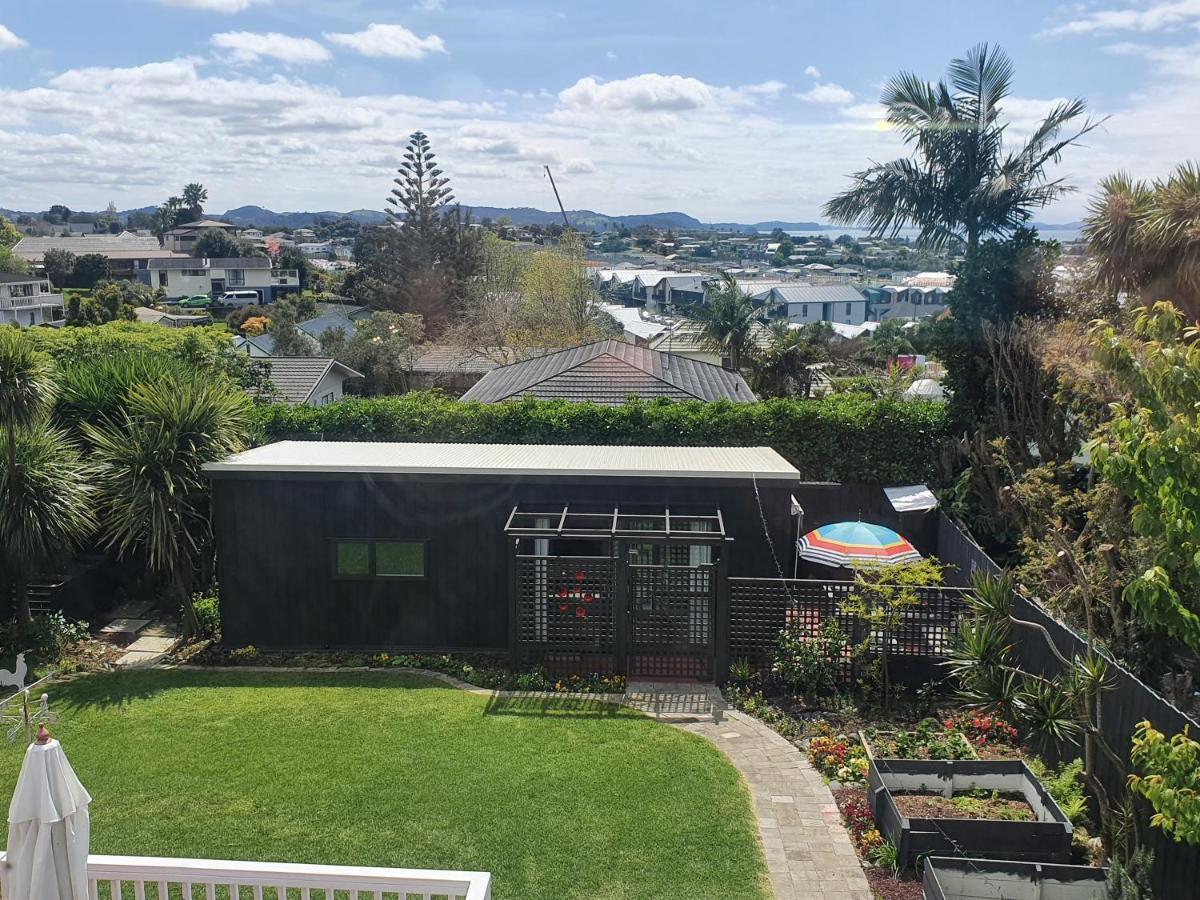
6, 726, 91, 900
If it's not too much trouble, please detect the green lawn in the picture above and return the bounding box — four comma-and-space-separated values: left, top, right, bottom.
0, 670, 767, 900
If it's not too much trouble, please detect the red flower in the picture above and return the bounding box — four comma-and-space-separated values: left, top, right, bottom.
556, 587, 568, 598
575, 606, 586, 618
574, 570, 585, 582
558, 604, 569, 612
583, 592, 593, 603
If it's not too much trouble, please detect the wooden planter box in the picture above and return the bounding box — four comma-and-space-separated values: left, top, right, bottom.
923, 856, 1106, 900
867, 758, 1073, 868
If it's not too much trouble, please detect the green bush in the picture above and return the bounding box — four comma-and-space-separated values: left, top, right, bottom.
192, 594, 221, 641
0, 612, 90, 669
772, 618, 847, 699
250, 392, 951, 484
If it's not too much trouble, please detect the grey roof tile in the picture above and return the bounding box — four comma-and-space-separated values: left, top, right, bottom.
460, 340, 755, 405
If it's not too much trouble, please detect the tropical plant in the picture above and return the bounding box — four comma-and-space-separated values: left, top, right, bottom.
840, 557, 944, 709
85, 376, 251, 636
746, 321, 831, 398
824, 43, 1100, 253
948, 572, 1137, 860
1084, 162, 1200, 320
0, 331, 92, 629
689, 272, 760, 369
182, 182, 208, 220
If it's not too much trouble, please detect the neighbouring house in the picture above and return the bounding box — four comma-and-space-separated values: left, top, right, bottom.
143, 257, 300, 302
297, 311, 359, 345
231, 333, 278, 357
599, 304, 671, 345
297, 241, 335, 257
162, 219, 237, 255
631, 272, 707, 311
232, 307, 370, 357
11, 231, 182, 279
258, 357, 362, 405
648, 320, 773, 366
866, 283, 950, 321
0, 272, 65, 327
133, 306, 211, 328
460, 340, 757, 405
759, 284, 869, 325
408, 345, 503, 394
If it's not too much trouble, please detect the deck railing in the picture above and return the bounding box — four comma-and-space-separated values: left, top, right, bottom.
0, 854, 492, 900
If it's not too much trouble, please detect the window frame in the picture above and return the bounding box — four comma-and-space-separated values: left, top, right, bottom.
330, 538, 429, 581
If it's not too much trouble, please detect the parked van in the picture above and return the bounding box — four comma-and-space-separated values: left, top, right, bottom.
217, 290, 263, 307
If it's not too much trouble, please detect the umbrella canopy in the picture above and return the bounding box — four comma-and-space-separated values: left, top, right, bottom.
798, 521, 922, 569
7, 732, 91, 900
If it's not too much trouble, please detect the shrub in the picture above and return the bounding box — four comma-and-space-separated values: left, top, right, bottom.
772, 617, 847, 698
250, 392, 952, 484
0, 613, 90, 669
1028, 757, 1088, 826
192, 594, 221, 641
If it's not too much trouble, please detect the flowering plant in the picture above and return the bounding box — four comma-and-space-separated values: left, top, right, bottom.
947, 712, 1020, 747
808, 735, 868, 783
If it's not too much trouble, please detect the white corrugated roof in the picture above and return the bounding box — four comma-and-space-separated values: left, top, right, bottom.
206, 441, 800, 479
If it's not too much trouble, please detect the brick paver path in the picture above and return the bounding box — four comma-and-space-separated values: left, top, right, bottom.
625, 682, 871, 900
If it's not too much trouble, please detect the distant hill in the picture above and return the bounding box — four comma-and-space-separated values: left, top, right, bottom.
219, 206, 388, 227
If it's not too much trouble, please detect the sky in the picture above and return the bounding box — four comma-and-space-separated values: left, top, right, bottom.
0, 0, 1197, 222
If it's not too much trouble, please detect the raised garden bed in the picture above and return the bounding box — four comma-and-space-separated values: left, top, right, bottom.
923, 856, 1107, 900
867, 758, 1073, 868
893, 790, 1034, 822
860, 723, 977, 761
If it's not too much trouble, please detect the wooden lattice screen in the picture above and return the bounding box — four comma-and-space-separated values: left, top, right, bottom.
728, 578, 967, 685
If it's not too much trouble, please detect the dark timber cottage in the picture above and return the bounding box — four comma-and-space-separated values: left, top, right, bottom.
206, 441, 811, 681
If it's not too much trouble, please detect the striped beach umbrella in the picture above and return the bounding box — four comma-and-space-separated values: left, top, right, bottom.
797, 521, 921, 569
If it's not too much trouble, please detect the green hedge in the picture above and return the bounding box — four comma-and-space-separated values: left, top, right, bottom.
251, 392, 951, 484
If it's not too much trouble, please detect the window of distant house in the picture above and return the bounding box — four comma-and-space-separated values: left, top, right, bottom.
227, 270, 245, 286
182, 269, 206, 277
800, 305, 808, 318
11, 284, 33, 298
334, 540, 426, 579
319, 392, 335, 404
158, 272, 168, 287
845, 302, 852, 316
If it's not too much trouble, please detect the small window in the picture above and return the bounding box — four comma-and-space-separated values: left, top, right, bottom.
845, 302, 852, 316
377, 541, 425, 577
158, 272, 168, 287
335, 541, 370, 576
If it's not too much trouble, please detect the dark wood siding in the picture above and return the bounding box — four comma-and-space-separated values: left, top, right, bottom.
212, 472, 908, 652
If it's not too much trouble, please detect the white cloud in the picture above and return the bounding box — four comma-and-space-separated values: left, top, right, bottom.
151, 0, 267, 12
325, 23, 446, 59
210, 31, 331, 63
1042, 0, 1200, 36
1105, 39, 1200, 78
605, 50, 617, 61
414, 0, 444, 9
0, 24, 27, 51
557, 73, 779, 112
804, 65, 821, 78
796, 82, 854, 104
839, 102, 885, 121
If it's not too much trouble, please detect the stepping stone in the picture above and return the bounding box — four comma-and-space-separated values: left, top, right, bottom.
124, 634, 177, 654
99, 618, 151, 636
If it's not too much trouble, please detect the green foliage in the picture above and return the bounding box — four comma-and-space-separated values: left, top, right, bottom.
1105, 848, 1156, 899
866, 839, 899, 876
772, 617, 846, 699
1028, 756, 1090, 826
193, 228, 260, 260
250, 391, 951, 483
1088, 303, 1200, 656
192, 593, 221, 641
690, 271, 759, 369
42, 248, 76, 288
65, 279, 145, 326
0, 612, 90, 670
0, 329, 59, 432
840, 558, 944, 708
824, 43, 1098, 252
1129, 720, 1200, 844
67, 253, 110, 289
339, 311, 425, 394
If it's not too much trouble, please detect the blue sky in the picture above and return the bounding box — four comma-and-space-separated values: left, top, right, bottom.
0, 0, 1196, 221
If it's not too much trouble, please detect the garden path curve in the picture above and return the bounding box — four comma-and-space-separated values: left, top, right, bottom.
625, 682, 872, 900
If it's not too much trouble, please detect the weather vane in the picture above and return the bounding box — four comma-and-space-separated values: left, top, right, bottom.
0, 654, 58, 745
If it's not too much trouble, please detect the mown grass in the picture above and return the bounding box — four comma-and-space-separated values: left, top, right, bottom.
0, 670, 767, 900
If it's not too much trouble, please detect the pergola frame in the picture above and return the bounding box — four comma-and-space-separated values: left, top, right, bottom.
503, 503, 729, 543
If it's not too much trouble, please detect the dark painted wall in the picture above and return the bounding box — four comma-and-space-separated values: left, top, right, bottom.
212, 472, 867, 652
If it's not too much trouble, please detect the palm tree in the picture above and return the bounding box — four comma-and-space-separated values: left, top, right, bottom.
182, 183, 208, 220
688, 272, 760, 370
85, 376, 250, 636
746, 320, 832, 397
824, 43, 1101, 254
1083, 162, 1200, 320
0, 330, 92, 628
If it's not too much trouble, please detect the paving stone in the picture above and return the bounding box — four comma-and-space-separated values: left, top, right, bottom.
99, 618, 150, 635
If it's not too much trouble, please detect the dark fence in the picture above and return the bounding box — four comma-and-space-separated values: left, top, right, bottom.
936, 513, 1200, 896
728, 577, 967, 687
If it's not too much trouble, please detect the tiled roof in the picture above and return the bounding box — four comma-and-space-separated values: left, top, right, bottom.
0, 272, 43, 284
298, 312, 357, 340
460, 340, 756, 405
12, 233, 172, 260
411, 345, 504, 375
259, 357, 362, 405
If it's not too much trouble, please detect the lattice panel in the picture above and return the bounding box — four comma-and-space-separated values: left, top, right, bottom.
517, 556, 616, 676
628, 564, 715, 680
728, 578, 967, 685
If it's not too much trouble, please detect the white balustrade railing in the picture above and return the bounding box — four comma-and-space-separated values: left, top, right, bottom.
0, 854, 492, 900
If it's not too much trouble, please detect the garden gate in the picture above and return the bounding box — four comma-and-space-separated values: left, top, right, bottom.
507, 504, 728, 680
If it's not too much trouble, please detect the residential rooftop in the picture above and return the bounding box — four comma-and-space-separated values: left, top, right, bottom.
205, 441, 800, 479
